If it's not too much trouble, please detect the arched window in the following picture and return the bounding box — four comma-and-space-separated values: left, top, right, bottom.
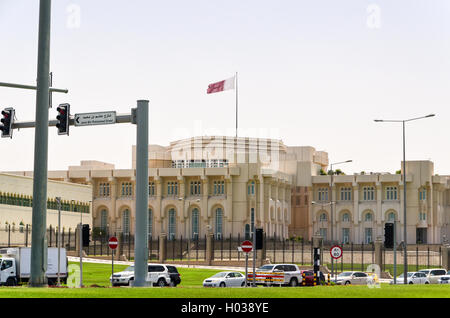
342, 213, 350, 223
364, 212, 373, 222
387, 212, 396, 222
215, 208, 223, 240
248, 181, 255, 195
319, 213, 327, 222
168, 208, 176, 241
100, 209, 108, 230
191, 208, 199, 240
148, 208, 153, 238
122, 209, 130, 234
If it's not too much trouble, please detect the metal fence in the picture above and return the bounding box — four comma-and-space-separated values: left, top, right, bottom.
0, 226, 444, 273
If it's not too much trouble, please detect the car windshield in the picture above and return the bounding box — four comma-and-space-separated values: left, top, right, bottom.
211, 272, 228, 278
398, 273, 414, 278
258, 265, 274, 271
338, 272, 353, 277
124, 266, 134, 272
419, 270, 430, 275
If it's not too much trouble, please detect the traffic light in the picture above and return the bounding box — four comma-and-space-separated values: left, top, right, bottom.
56, 103, 70, 135
82, 224, 90, 247
0, 107, 15, 138
384, 223, 394, 249
255, 228, 264, 250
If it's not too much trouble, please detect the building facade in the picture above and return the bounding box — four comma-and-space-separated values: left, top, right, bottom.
7, 136, 450, 245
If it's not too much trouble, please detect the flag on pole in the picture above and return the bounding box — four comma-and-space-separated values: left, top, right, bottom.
207, 76, 236, 94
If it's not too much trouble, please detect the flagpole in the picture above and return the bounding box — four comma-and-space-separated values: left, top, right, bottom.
235, 72, 238, 138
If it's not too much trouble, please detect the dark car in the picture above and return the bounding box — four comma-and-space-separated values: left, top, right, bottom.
300, 270, 326, 286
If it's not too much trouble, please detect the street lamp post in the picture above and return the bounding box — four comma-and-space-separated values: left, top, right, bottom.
374, 114, 435, 284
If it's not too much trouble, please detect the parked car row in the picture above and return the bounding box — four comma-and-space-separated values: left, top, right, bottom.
109, 263, 450, 288
390, 269, 450, 285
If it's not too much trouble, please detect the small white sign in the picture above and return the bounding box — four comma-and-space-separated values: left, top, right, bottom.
74, 111, 116, 126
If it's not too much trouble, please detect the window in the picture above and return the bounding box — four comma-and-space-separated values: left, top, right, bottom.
387, 212, 396, 222
121, 182, 133, 197
213, 180, 225, 195
363, 186, 375, 201
318, 188, 328, 201
122, 209, 130, 234
364, 212, 373, 222
215, 208, 223, 240
99, 183, 110, 197
100, 209, 108, 230
168, 208, 176, 240
340, 187, 352, 201
250, 208, 255, 236
342, 213, 350, 223
419, 188, 427, 201
419, 212, 427, 221
319, 228, 327, 241
148, 182, 155, 196
364, 228, 373, 244
191, 208, 199, 240
342, 228, 350, 244
167, 182, 178, 196
148, 208, 153, 237
385, 186, 398, 201
248, 181, 255, 195
319, 213, 327, 222
190, 181, 202, 196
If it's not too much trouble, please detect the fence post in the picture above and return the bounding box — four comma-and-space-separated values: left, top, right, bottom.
25, 224, 29, 247
128, 232, 131, 260
237, 233, 240, 262
301, 239, 304, 265
180, 235, 183, 262
8, 224, 11, 247
221, 234, 224, 261
351, 243, 353, 271
273, 234, 276, 263
49, 225, 52, 247
416, 246, 419, 271
292, 239, 294, 263
149, 235, 152, 261
361, 243, 364, 271
229, 233, 232, 261
159, 233, 166, 263
427, 246, 430, 268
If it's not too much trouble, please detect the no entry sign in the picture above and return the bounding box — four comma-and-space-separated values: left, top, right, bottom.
109, 236, 118, 250
330, 245, 343, 259
241, 240, 253, 253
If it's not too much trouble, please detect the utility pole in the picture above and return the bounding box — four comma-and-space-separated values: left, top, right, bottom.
133, 100, 149, 287
30, 0, 52, 287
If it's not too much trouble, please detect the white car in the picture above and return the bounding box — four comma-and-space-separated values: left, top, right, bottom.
437, 270, 450, 284
335, 271, 374, 285
110, 264, 180, 287
203, 271, 246, 287
252, 264, 303, 287
418, 269, 448, 284
390, 272, 430, 285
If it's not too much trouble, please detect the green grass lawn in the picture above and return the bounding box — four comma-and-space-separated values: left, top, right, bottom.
0, 262, 447, 298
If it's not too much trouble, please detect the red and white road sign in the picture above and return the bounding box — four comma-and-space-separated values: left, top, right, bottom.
109, 236, 118, 250
330, 245, 343, 259
241, 240, 253, 253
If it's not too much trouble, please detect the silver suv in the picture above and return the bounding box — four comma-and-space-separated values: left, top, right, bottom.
110, 264, 181, 287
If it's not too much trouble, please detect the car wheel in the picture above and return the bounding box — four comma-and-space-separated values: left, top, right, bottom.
425, 282, 429, 284
409, 282, 413, 285
289, 278, 298, 287
157, 278, 167, 287
219, 282, 226, 287
241, 282, 246, 287
344, 281, 351, 285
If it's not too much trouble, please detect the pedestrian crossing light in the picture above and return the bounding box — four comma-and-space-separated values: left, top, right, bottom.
56, 103, 70, 135
0, 107, 15, 138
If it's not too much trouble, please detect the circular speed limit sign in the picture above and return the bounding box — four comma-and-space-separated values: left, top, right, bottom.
330, 245, 343, 259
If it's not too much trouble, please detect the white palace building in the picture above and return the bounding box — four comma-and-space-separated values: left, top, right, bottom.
6, 136, 450, 245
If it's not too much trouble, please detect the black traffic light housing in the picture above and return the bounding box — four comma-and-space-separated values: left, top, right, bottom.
384, 223, 394, 249
255, 228, 264, 250
0, 108, 15, 138
56, 103, 70, 135
82, 224, 90, 247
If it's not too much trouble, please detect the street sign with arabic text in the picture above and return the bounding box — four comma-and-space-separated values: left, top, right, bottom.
74, 111, 116, 126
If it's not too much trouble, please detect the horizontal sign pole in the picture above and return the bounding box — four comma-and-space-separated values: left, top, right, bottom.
12, 113, 133, 129
0, 81, 69, 94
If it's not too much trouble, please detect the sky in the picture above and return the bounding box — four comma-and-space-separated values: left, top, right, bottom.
0, 0, 449, 175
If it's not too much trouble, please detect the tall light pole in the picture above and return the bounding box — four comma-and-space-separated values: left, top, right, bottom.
374, 114, 435, 284
329, 160, 352, 244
